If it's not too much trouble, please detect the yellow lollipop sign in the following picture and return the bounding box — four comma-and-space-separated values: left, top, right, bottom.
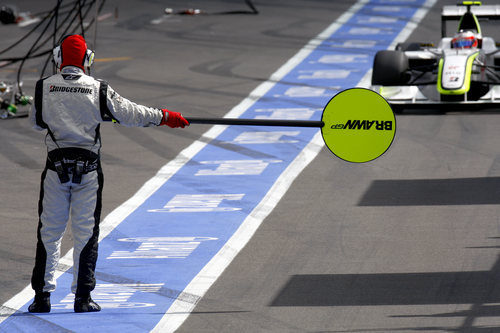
321, 88, 396, 163
186, 88, 396, 163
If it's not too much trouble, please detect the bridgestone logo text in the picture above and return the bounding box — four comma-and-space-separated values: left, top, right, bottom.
331, 120, 393, 130
49, 85, 93, 94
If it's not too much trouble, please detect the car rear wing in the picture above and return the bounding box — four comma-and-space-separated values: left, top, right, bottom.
441, 3, 500, 37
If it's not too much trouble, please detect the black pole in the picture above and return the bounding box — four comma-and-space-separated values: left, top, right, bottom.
185, 117, 324, 128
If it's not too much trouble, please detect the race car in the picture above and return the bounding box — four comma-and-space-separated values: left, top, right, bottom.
371, 1, 500, 112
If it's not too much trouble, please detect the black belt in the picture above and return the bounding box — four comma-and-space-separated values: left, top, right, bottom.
46, 148, 100, 183
46, 159, 99, 173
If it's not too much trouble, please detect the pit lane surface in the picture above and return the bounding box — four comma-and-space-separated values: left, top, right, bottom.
3, 0, 500, 332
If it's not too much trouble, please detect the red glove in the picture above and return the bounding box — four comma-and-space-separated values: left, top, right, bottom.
161, 109, 189, 128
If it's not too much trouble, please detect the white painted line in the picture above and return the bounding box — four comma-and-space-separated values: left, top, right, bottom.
387, 0, 438, 50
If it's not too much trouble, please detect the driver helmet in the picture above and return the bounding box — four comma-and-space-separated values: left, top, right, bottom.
451, 30, 479, 49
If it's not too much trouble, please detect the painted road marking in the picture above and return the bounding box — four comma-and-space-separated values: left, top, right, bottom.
298, 69, 353, 80
148, 194, 245, 213
94, 56, 132, 63
195, 159, 282, 176
254, 107, 320, 119
107, 237, 218, 259
228, 131, 301, 144
0, 0, 437, 332
53, 283, 163, 309
315, 54, 369, 64
281, 86, 331, 98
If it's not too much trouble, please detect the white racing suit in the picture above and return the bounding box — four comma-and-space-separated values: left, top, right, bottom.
29, 66, 163, 296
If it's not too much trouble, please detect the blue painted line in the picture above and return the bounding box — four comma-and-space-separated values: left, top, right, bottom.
0, 0, 432, 331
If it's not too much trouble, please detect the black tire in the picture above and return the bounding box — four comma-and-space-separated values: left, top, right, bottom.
371, 50, 409, 86
391, 105, 403, 114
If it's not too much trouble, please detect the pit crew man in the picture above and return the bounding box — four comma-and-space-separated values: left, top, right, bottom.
28, 34, 189, 313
